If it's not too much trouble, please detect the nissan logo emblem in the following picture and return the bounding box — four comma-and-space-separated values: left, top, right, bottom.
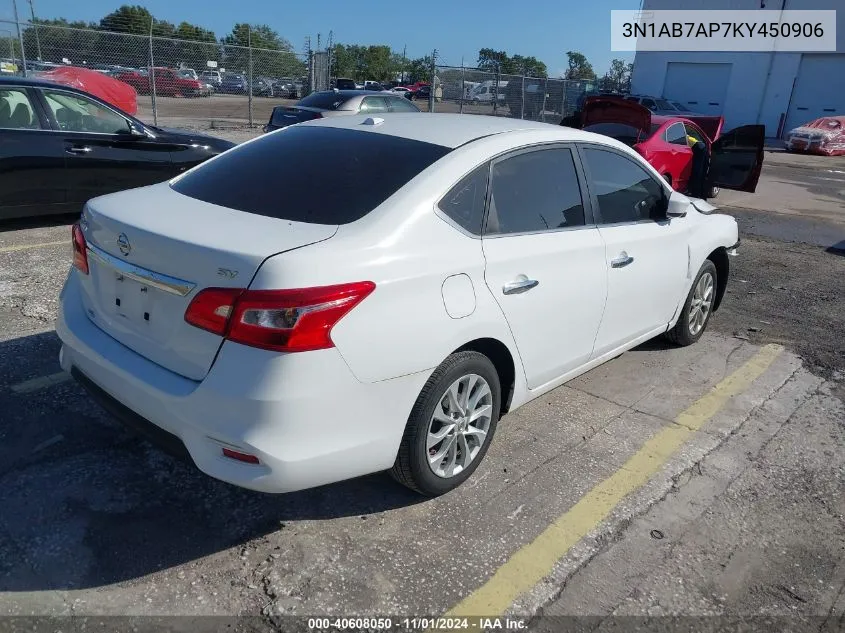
117, 233, 131, 256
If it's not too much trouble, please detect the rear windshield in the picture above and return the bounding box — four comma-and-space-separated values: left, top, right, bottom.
584, 122, 658, 146
170, 126, 451, 224
297, 92, 350, 110
270, 106, 321, 126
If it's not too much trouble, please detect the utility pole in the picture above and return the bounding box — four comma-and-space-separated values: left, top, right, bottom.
247, 25, 253, 128
11, 0, 27, 76
148, 17, 157, 125
402, 45, 406, 84
428, 49, 437, 113
27, 0, 41, 61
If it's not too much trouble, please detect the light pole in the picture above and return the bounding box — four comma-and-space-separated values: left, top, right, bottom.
27, 0, 41, 61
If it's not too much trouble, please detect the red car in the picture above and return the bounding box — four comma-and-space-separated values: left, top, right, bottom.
115, 67, 206, 98
567, 96, 765, 199
785, 116, 845, 156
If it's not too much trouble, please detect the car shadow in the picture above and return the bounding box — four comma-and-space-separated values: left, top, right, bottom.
0, 330, 426, 593
826, 240, 845, 256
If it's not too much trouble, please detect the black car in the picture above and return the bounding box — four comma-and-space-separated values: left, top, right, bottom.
412, 85, 431, 100
0, 76, 235, 220
334, 78, 357, 90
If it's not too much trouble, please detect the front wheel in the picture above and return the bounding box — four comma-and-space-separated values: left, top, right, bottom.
665, 260, 717, 346
391, 351, 501, 496
707, 185, 720, 199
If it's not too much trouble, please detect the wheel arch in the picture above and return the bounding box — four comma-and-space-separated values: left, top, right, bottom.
453, 337, 516, 416
706, 246, 729, 311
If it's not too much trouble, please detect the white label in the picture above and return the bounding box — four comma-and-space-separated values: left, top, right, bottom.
611, 10, 837, 52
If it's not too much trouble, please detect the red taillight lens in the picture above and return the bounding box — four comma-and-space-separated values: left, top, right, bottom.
184, 287, 243, 335
184, 282, 375, 353
71, 223, 89, 275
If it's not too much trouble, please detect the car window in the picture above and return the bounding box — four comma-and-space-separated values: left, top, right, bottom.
438, 164, 489, 235
0, 88, 41, 129
43, 90, 131, 135
387, 97, 420, 112
486, 148, 585, 235
683, 123, 704, 144
360, 97, 388, 113
665, 122, 688, 146
297, 92, 347, 110
581, 148, 666, 224
171, 126, 451, 224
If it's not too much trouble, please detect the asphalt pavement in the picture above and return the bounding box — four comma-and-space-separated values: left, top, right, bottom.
0, 134, 842, 631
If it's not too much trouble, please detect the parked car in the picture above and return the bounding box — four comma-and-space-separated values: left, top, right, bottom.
57, 113, 747, 496
115, 67, 206, 97
412, 85, 432, 101
363, 80, 386, 91
251, 77, 274, 97
272, 81, 298, 99
261, 90, 421, 133
566, 96, 765, 199
334, 78, 356, 90
0, 76, 235, 220
784, 116, 845, 156
178, 68, 199, 80
624, 94, 686, 116
219, 73, 248, 95
391, 86, 412, 96
200, 70, 222, 88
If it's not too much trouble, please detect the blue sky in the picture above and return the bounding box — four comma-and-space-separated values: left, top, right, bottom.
11, 0, 638, 76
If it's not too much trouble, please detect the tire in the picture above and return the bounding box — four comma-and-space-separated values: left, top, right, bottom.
707, 185, 720, 199
665, 260, 718, 346
390, 351, 501, 496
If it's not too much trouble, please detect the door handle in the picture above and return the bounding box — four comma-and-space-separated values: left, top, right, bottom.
610, 253, 634, 268
502, 275, 539, 295
66, 146, 92, 154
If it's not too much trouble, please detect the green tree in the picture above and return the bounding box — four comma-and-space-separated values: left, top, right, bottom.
606, 58, 633, 92
565, 51, 596, 80
477, 48, 511, 73
221, 24, 302, 79
405, 55, 432, 84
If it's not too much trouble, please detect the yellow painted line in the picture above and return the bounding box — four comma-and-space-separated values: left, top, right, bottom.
0, 240, 67, 254
445, 343, 784, 618
10, 372, 71, 394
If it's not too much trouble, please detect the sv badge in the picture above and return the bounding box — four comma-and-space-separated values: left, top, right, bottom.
217, 268, 239, 279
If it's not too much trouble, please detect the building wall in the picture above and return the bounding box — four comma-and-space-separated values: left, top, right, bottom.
630, 0, 844, 136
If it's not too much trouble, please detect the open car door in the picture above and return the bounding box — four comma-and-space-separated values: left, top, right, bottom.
708, 125, 765, 193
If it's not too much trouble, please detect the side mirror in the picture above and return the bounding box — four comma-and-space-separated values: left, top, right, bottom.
666, 191, 688, 218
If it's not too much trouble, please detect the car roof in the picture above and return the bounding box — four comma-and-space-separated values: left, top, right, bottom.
299, 112, 615, 149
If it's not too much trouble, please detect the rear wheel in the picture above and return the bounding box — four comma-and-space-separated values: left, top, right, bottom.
665, 260, 717, 346
707, 185, 720, 199
391, 351, 501, 496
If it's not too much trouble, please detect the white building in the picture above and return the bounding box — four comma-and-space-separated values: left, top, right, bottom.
630, 0, 844, 137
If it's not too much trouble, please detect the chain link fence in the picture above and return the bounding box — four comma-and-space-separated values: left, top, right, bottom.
1, 18, 328, 129
421, 65, 596, 124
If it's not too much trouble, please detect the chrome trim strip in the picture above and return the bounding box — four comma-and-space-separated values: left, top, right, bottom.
86, 243, 196, 297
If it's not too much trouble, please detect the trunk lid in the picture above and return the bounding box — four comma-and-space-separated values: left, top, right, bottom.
581, 96, 652, 137
78, 183, 337, 381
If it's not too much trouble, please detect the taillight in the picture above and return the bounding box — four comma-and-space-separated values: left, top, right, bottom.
184, 281, 375, 353
71, 223, 89, 275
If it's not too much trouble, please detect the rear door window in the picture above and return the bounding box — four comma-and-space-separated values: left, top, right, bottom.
171, 126, 451, 224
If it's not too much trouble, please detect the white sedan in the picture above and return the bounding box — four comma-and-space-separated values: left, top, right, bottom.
57, 114, 760, 496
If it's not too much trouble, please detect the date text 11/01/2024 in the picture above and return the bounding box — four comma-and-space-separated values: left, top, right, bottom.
306, 617, 528, 630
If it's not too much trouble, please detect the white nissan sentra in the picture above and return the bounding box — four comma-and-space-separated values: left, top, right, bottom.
57, 113, 763, 496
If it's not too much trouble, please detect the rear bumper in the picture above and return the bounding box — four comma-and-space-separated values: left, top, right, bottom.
57, 271, 429, 493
